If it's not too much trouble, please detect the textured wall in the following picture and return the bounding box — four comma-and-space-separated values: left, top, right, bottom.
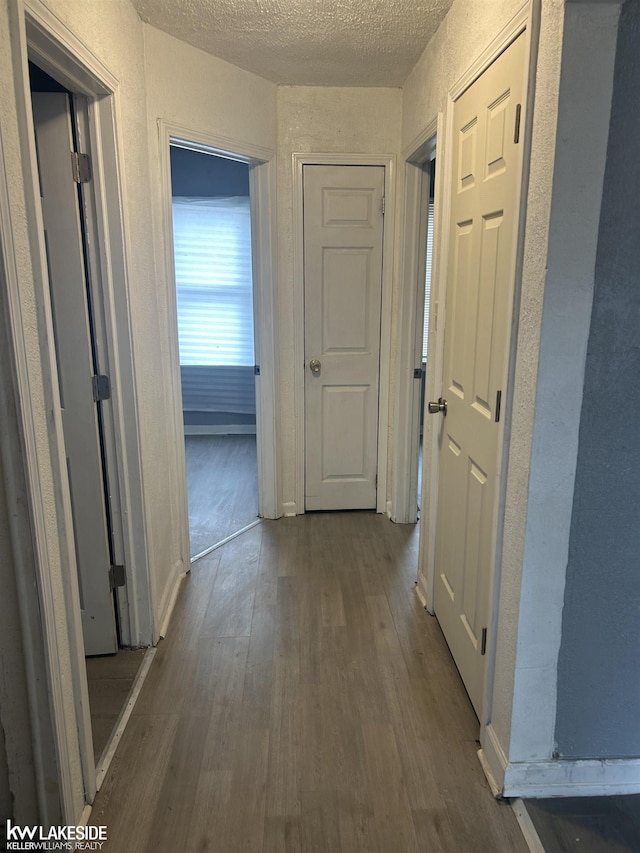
276, 86, 402, 511
555, 0, 640, 759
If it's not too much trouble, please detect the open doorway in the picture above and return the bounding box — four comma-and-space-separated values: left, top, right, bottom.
169, 145, 259, 559
417, 157, 436, 510
27, 60, 148, 773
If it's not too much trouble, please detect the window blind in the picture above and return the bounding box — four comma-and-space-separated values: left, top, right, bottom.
422, 201, 435, 361
172, 196, 254, 366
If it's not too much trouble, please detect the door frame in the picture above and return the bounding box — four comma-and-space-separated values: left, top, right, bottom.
292, 153, 397, 516
158, 120, 280, 534
391, 118, 442, 529
414, 3, 534, 723
5, 0, 154, 816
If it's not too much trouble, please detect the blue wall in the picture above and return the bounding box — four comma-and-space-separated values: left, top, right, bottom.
170, 146, 249, 197
555, 0, 640, 758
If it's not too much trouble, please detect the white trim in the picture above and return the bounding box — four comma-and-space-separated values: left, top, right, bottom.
391, 118, 437, 525
292, 153, 397, 515
94, 647, 157, 790
183, 424, 257, 436
7, 0, 154, 819
511, 800, 546, 853
503, 759, 640, 799
450, 2, 530, 101
0, 122, 62, 825
282, 501, 297, 518
157, 121, 280, 528
190, 519, 262, 564
157, 564, 187, 639
479, 723, 509, 794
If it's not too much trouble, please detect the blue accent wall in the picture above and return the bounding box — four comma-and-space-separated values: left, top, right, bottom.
555, 0, 640, 758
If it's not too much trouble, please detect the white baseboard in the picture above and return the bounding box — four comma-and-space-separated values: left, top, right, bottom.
183, 424, 256, 435
157, 568, 188, 640
415, 571, 433, 615
480, 723, 640, 797
479, 723, 508, 794
503, 757, 640, 798
282, 500, 297, 517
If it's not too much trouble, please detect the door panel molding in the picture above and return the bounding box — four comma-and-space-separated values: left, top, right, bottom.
292, 152, 397, 516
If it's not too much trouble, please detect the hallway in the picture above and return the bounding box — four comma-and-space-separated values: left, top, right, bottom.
89, 513, 527, 852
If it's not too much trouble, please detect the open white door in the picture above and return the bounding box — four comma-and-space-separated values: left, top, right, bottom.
32, 92, 117, 656
303, 164, 385, 511
431, 34, 526, 715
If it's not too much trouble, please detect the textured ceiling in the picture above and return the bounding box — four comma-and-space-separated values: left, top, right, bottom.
132, 0, 453, 87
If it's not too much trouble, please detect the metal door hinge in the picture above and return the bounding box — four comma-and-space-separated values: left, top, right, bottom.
109, 564, 126, 589
254, 364, 261, 376
92, 374, 111, 402
71, 151, 91, 184
481, 627, 487, 656
381, 196, 385, 215
495, 389, 502, 423
514, 104, 522, 144
413, 367, 423, 379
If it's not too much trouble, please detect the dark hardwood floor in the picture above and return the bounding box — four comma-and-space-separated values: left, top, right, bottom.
525, 795, 640, 852
185, 434, 258, 558
85, 649, 147, 763
90, 512, 528, 852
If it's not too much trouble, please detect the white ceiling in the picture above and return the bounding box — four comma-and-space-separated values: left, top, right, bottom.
131, 0, 453, 87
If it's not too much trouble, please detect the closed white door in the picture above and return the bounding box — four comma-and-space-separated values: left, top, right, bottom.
32, 92, 117, 656
303, 165, 385, 511
432, 34, 526, 714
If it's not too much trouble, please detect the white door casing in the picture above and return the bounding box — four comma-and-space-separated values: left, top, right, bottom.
433, 33, 526, 715
32, 92, 117, 656
303, 164, 385, 511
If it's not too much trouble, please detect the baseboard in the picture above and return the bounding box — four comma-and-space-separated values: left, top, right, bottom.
183, 424, 257, 435
480, 724, 640, 797
415, 571, 434, 615
503, 757, 640, 798
157, 567, 188, 640
479, 723, 509, 795
511, 799, 546, 853
282, 500, 297, 517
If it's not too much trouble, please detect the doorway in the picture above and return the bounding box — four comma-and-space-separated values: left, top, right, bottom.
169, 145, 259, 558
29, 65, 119, 657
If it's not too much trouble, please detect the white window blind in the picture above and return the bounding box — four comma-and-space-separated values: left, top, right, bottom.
422, 201, 435, 361
172, 196, 254, 366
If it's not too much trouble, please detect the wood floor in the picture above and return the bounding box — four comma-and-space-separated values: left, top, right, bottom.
86, 649, 147, 762
525, 795, 640, 852
185, 434, 258, 559
90, 512, 528, 852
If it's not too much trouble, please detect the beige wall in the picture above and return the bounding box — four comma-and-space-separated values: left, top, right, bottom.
276, 86, 402, 510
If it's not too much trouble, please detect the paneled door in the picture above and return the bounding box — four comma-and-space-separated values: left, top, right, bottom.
303, 165, 385, 510
432, 33, 526, 714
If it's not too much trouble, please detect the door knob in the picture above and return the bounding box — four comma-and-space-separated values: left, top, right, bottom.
309, 359, 321, 374
427, 397, 447, 416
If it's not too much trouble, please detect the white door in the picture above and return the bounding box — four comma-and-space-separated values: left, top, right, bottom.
32, 92, 117, 656
432, 34, 526, 714
303, 165, 385, 511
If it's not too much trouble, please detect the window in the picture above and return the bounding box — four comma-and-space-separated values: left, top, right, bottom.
172, 196, 254, 366
422, 200, 434, 361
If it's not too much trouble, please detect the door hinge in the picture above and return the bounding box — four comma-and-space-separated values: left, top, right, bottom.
495, 389, 502, 423
109, 564, 126, 589
92, 374, 111, 402
514, 104, 522, 144
254, 364, 261, 376
481, 627, 487, 656
381, 196, 385, 215
413, 367, 423, 379
71, 151, 91, 184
